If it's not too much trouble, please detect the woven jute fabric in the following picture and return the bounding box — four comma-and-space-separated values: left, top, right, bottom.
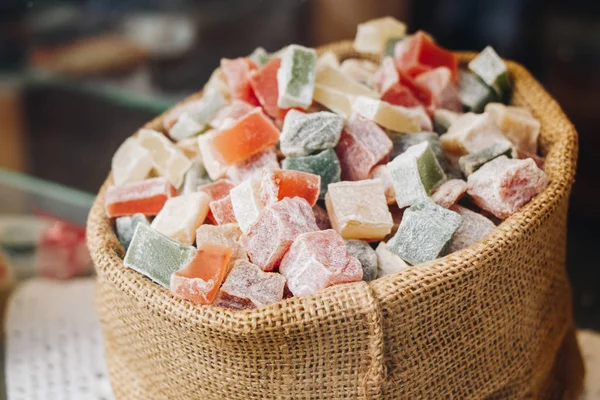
87, 41, 584, 399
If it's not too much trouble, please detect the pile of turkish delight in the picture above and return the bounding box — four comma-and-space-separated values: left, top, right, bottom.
106, 17, 547, 309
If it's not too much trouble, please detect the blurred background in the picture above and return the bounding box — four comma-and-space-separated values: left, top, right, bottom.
0, 0, 599, 323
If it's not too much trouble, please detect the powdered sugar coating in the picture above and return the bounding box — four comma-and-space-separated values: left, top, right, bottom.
218, 260, 287, 308
431, 179, 468, 208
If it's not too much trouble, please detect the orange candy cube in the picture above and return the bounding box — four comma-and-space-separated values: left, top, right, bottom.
394, 31, 458, 80
170, 242, 233, 305
220, 58, 259, 105
205, 108, 280, 166
260, 169, 321, 207
105, 177, 175, 218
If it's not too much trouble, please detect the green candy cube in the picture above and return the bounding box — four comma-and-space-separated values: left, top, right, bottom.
344, 240, 378, 282
124, 223, 196, 288
458, 141, 515, 176
390, 131, 445, 169
388, 142, 446, 208
277, 45, 317, 109
457, 69, 496, 112
387, 201, 463, 265
383, 36, 405, 57
468, 46, 511, 100
279, 110, 344, 157
248, 47, 271, 66
282, 149, 341, 199
115, 213, 150, 250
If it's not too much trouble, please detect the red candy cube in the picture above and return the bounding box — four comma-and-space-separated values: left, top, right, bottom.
105, 177, 175, 218
260, 169, 321, 207
170, 242, 233, 305
394, 31, 458, 80
220, 57, 259, 105
249, 57, 290, 121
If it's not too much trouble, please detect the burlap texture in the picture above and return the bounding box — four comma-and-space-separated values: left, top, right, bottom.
87, 41, 584, 399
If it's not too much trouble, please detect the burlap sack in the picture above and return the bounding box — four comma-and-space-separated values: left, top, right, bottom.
87, 41, 584, 399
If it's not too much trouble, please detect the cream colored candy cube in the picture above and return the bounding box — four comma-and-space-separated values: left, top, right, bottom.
137, 129, 192, 188
111, 137, 153, 186
340, 59, 378, 89
196, 223, 248, 272
151, 192, 210, 245
440, 112, 511, 157
316, 65, 379, 98
325, 180, 393, 241
198, 130, 228, 180
485, 103, 540, 154
230, 179, 264, 233
354, 17, 407, 54
316, 51, 340, 72
313, 85, 354, 118
169, 113, 203, 142
375, 242, 409, 278
352, 97, 425, 133
204, 68, 230, 100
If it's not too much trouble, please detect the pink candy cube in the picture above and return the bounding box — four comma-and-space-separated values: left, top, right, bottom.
414, 67, 462, 113
216, 260, 287, 309
467, 156, 548, 219
335, 113, 393, 181
226, 147, 280, 184
279, 229, 363, 296
210, 100, 254, 129
431, 179, 468, 208
240, 197, 319, 271
220, 57, 259, 105
209, 195, 237, 225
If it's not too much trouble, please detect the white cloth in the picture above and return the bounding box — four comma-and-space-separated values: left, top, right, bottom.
5, 278, 114, 400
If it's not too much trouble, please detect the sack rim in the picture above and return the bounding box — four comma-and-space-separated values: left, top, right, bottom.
87, 41, 578, 336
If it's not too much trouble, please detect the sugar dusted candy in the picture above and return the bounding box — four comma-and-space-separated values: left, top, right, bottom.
344, 240, 378, 282
468, 46, 511, 99
169, 89, 227, 140
352, 96, 428, 133
250, 57, 289, 120
339, 59, 378, 89
163, 87, 226, 132
210, 100, 254, 130
210, 195, 237, 225
115, 213, 150, 250
277, 45, 317, 109
151, 192, 210, 245
457, 69, 495, 112
316, 65, 379, 98
198, 179, 234, 202
316, 51, 339, 72
279, 229, 362, 296
387, 201, 462, 265
467, 156, 548, 219
221, 57, 258, 104
169, 113, 203, 142
203, 68, 230, 100
181, 160, 210, 195
240, 197, 318, 271
375, 242, 409, 278
279, 110, 344, 157
375, 57, 423, 108
282, 149, 340, 199
248, 47, 270, 66
198, 108, 279, 180
313, 85, 354, 118
124, 223, 196, 287
260, 169, 320, 207
312, 204, 332, 230
448, 205, 496, 253
433, 109, 460, 134
335, 112, 392, 181
196, 223, 248, 272
414, 67, 462, 112
485, 103, 540, 154
176, 136, 201, 160
458, 141, 514, 176
440, 112, 510, 157
431, 179, 467, 208
137, 129, 192, 188
230, 179, 264, 233
368, 165, 395, 204
354, 17, 407, 54
394, 31, 458, 79
387, 142, 446, 208
170, 242, 233, 305
105, 177, 175, 218
226, 147, 279, 184
217, 260, 286, 309
389, 131, 444, 167
326, 180, 393, 241
111, 137, 153, 186
384, 37, 404, 58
